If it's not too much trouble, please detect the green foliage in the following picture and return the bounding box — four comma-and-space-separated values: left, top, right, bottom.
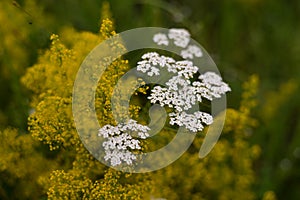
256, 79, 300, 199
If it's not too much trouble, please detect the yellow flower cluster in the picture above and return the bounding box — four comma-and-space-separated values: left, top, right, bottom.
99, 18, 116, 39
89, 168, 152, 200
224, 75, 259, 134
28, 96, 75, 150
0, 128, 57, 199
22, 14, 152, 199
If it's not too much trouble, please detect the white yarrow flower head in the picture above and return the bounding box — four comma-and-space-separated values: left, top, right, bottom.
137, 52, 177, 77
169, 112, 201, 132
198, 72, 231, 99
199, 71, 223, 85
153, 33, 169, 46
173, 60, 198, 79
169, 111, 213, 132
98, 119, 150, 166
181, 45, 203, 59
137, 53, 199, 79
168, 28, 191, 48
136, 51, 231, 134
149, 76, 197, 112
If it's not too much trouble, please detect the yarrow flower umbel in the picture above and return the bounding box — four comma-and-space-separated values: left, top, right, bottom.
168, 28, 190, 48
98, 119, 150, 166
181, 45, 203, 59
98, 28, 231, 166
153, 33, 169, 46
138, 52, 230, 132
169, 111, 213, 132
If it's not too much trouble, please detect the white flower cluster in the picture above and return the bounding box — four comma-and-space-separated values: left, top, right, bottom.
137, 52, 231, 132
137, 52, 199, 79
169, 111, 213, 132
98, 28, 231, 166
195, 72, 232, 100
98, 119, 150, 166
168, 28, 190, 48
137, 52, 175, 76
181, 45, 203, 59
149, 75, 197, 112
153, 33, 169, 46
153, 28, 203, 59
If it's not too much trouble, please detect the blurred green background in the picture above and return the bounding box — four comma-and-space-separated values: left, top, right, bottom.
1, 0, 299, 199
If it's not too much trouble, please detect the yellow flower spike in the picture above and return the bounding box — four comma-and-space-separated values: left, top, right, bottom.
100, 18, 116, 39
240, 74, 259, 114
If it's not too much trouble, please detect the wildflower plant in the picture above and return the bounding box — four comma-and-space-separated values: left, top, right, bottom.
88, 28, 231, 169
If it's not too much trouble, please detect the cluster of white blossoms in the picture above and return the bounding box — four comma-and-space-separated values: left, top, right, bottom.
169, 111, 213, 132
149, 75, 197, 112
98, 119, 150, 166
196, 72, 232, 100
153, 28, 203, 60
153, 33, 169, 46
137, 52, 200, 78
181, 45, 203, 59
98, 28, 231, 166
168, 28, 190, 48
137, 52, 175, 76
137, 52, 231, 132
